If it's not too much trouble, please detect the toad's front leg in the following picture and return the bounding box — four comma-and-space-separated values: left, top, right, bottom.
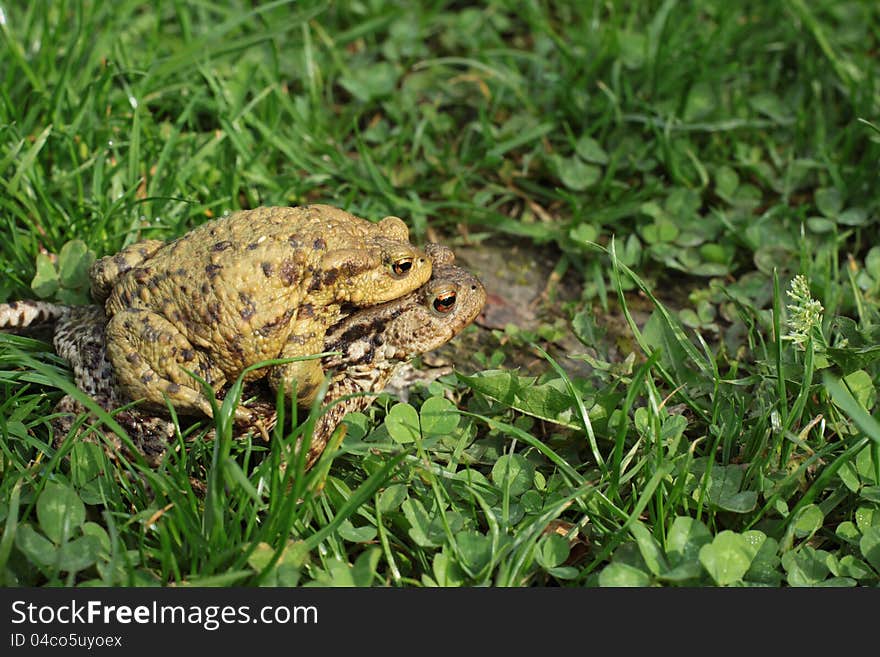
265, 323, 327, 408
105, 308, 261, 427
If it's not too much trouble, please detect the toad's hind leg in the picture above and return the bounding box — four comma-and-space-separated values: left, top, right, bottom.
104, 308, 247, 421
50, 394, 176, 466
51, 395, 119, 450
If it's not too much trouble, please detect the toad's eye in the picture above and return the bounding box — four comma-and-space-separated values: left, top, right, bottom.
390, 257, 414, 278
432, 290, 457, 314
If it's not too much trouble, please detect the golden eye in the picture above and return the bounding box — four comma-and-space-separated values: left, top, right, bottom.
432, 290, 457, 314
391, 257, 414, 278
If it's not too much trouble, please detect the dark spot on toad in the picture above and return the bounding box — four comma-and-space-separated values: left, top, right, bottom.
298, 303, 315, 319
175, 267, 186, 276
113, 254, 131, 273
239, 292, 257, 320
140, 373, 154, 384
206, 302, 222, 323
331, 311, 403, 353
279, 258, 298, 286
166, 382, 180, 394
201, 282, 210, 295
256, 308, 295, 337
313, 237, 326, 250
141, 323, 163, 343
247, 241, 260, 250
181, 348, 195, 361
125, 352, 141, 364
212, 240, 233, 252
261, 262, 274, 277
286, 333, 309, 345
205, 263, 222, 278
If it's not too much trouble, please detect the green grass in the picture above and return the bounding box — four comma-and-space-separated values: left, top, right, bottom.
2, 0, 880, 586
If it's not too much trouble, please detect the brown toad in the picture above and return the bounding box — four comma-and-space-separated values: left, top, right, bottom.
0, 244, 486, 468
93, 205, 433, 429
299, 245, 486, 468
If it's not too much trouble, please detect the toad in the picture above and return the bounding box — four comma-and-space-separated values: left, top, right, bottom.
92, 205, 433, 429
0, 244, 486, 467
